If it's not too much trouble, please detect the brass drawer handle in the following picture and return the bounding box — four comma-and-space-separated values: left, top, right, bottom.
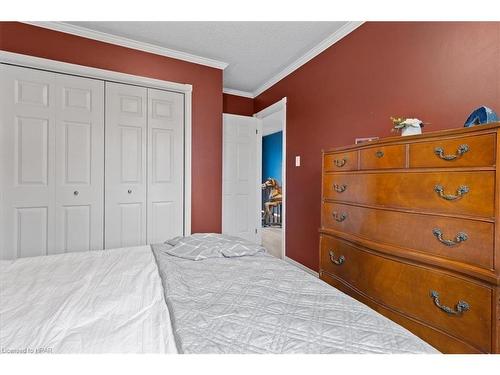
333, 184, 347, 193
432, 228, 468, 246
329, 250, 345, 265
430, 290, 470, 315
375, 150, 384, 158
332, 212, 347, 222
434, 184, 469, 201
434, 144, 470, 161
334, 158, 347, 167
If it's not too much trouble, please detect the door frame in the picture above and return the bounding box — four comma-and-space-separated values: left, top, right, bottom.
254, 97, 287, 258
0, 50, 193, 236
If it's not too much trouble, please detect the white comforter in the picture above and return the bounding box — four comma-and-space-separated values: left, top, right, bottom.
0, 246, 177, 354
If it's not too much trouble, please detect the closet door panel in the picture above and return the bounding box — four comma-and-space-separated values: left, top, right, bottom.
105, 82, 147, 249
0, 65, 56, 259
147, 88, 184, 243
55, 74, 104, 253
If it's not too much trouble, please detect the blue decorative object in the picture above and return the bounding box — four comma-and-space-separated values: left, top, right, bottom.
464, 106, 498, 127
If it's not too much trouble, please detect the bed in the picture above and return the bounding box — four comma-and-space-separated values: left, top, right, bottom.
152, 234, 437, 354
0, 246, 177, 353
0, 234, 438, 354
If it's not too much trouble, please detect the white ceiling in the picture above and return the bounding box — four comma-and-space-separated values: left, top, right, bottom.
64, 22, 352, 95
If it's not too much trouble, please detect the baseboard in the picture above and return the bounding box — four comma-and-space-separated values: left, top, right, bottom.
284, 256, 319, 277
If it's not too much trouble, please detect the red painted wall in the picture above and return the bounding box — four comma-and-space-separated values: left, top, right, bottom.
0, 22, 223, 233
223, 93, 254, 116
254, 22, 500, 271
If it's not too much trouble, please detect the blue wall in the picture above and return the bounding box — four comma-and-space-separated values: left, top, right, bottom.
262, 131, 283, 185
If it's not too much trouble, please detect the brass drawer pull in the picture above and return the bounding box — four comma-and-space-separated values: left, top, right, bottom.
329, 250, 345, 265
430, 290, 470, 315
333, 212, 347, 222
434, 144, 470, 161
375, 150, 384, 158
434, 184, 469, 201
334, 158, 347, 167
432, 228, 468, 246
333, 184, 347, 193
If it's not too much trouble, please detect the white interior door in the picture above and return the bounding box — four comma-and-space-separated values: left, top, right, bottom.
222, 114, 260, 243
54, 74, 104, 253
105, 82, 147, 249
147, 88, 184, 243
0, 65, 56, 259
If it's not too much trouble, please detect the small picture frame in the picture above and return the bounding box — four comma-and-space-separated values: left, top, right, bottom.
355, 137, 379, 144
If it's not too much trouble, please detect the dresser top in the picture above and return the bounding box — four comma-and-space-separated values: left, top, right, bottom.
324, 122, 500, 154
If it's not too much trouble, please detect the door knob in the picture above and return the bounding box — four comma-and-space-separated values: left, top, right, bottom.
73, 191, 79, 196
127, 189, 132, 194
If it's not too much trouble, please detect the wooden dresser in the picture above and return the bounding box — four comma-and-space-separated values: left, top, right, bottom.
319, 124, 500, 353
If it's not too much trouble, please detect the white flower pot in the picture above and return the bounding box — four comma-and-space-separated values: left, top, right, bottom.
401, 126, 422, 136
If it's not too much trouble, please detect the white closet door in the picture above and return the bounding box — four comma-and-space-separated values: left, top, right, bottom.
147, 88, 184, 243
0, 64, 56, 259
222, 114, 260, 243
54, 74, 104, 253
105, 82, 147, 249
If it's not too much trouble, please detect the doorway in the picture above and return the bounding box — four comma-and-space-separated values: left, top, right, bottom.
254, 98, 286, 259
221, 98, 286, 258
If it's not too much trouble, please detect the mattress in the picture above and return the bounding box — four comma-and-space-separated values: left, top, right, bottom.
152, 243, 438, 354
0, 246, 177, 354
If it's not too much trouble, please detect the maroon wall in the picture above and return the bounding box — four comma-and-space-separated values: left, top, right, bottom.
254, 22, 500, 271
223, 93, 254, 116
0, 22, 223, 233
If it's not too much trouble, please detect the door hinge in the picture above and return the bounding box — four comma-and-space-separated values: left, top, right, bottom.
255, 228, 258, 234
256, 129, 258, 135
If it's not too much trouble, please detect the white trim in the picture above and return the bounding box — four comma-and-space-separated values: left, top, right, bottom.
184, 92, 192, 236
284, 256, 319, 278
0, 51, 193, 93
0, 51, 192, 237
222, 87, 254, 98
256, 119, 263, 245
23, 21, 228, 70
254, 97, 287, 119
281, 101, 287, 260
252, 21, 364, 97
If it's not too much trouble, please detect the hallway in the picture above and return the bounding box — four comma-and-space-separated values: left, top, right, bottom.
261, 227, 282, 258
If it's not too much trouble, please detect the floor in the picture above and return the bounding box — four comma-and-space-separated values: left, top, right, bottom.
262, 227, 282, 258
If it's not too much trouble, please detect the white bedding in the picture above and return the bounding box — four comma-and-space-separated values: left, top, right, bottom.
0, 246, 177, 354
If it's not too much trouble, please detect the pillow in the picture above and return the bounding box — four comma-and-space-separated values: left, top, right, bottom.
161, 233, 265, 260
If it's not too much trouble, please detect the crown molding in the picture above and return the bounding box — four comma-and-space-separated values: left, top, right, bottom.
22, 21, 229, 70
252, 21, 364, 98
222, 87, 254, 98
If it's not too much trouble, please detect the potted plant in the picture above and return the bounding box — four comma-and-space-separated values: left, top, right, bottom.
391, 116, 424, 136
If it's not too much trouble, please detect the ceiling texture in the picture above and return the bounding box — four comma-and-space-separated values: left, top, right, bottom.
60, 21, 359, 97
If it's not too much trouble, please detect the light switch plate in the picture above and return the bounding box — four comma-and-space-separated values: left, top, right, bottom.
295, 155, 301, 167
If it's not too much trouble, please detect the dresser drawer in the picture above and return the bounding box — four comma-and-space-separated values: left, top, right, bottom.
321, 202, 494, 269
319, 235, 492, 352
324, 151, 358, 172
409, 134, 496, 168
360, 144, 406, 170
323, 171, 495, 218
